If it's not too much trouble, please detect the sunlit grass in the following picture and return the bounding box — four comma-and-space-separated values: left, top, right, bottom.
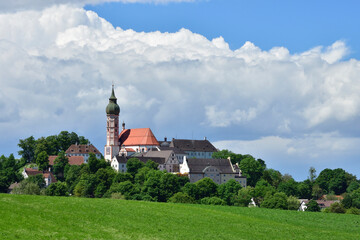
0, 194, 359, 239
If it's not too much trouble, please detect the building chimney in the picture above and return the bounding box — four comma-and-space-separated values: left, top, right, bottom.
204, 136, 207, 140
122, 121, 125, 130
164, 137, 167, 142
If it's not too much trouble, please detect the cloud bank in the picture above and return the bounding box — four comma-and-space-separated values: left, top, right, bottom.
0, 0, 194, 13
1, 5, 360, 179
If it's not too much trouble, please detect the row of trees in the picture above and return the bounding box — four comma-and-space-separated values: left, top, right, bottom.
18, 131, 89, 163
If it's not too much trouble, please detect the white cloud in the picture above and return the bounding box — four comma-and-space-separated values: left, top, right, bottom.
0, 0, 195, 13
0, 5, 360, 179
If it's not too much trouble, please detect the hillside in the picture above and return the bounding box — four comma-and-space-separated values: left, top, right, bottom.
0, 194, 359, 239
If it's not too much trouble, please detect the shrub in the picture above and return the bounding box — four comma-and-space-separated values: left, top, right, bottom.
287, 196, 300, 210
12, 181, 40, 195
111, 192, 125, 199
168, 192, 195, 204
234, 187, 252, 207
261, 192, 288, 210
46, 182, 68, 196
329, 202, 346, 214
345, 207, 360, 215
200, 197, 226, 206
305, 200, 320, 212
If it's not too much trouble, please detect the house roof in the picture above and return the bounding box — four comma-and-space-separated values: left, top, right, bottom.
65, 144, 100, 154
158, 146, 186, 154
48, 156, 84, 166
125, 148, 136, 152
113, 155, 128, 164
186, 158, 234, 174
144, 150, 174, 161
119, 128, 159, 146
24, 168, 57, 183
170, 139, 217, 152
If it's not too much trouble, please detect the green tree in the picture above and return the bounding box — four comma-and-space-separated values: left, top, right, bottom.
46, 182, 68, 196
312, 184, 323, 200
212, 149, 244, 164
262, 169, 282, 188
287, 196, 300, 210
328, 202, 346, 214
168, 192, 195, 204
253, 179, 276, 206
306, 200, 320, 212
328, 169, 347, 195
234, 187, 253, 207
145, 160, 158, 170
297, 180, 312, 199
195, 177, 218, 199
347, 181, 360, 193
261, 192, 288, 210
217, 179, 242, 205
308, 167, 317, 183
53, 151, 69, 180
182, 182, 200, 200
239, 156, 265, 187
277, 179, 298, 197
126, 158, 145, 176
18, 136, 36, 163
36, 151, 49, 171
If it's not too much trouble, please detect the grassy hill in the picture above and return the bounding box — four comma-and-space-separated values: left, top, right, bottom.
0, 194, 359, 239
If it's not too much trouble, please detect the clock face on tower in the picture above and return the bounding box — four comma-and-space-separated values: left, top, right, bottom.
106, 147, 110, 155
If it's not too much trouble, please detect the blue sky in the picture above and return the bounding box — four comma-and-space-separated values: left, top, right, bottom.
1, 0, 360, 180
85, 0, 360, 59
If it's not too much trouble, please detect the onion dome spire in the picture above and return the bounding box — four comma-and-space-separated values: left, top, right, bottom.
106, 85, 120, 115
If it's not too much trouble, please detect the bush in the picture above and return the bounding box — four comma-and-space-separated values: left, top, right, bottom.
345, 207, 360, 215
46, 182, 68, 196
200, 197, 226, 206
12, 181, 40, 195
305, 200, 320, 212
234, 187, 252, 207
168, 192, 195, 204
111, 192, 125, 199
287, 196, 300, 210
261, 192, 288, 210
329, 202, 346, 214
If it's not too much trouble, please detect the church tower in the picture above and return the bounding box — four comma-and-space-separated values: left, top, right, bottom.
104, 85, 120, 161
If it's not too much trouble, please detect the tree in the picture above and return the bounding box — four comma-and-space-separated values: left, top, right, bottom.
305, 200, 320, 212
217, 179, 242, 205
261, 192, 288, 210
328, 202, 346, 214
195, 177, 218, 199
315, 168, 333, 192
36, 151, 49, 171
212, 149, 244, 164
126, 158, 144, 176
88, 153, 109, 174
234, 187, 253, 207
308, 167, 317, 183
168, 192, 195, 204
182, 182, 200, 200
347, 181, 360, 193
46, 182, 68, 196
328, 169, 347, 195
262, 169, 282, 188
145, 160, 158, 170
239, 156, 265, 187
18, 136, 36, 163
253, 179, 276, 205
53, 151, 69, 180
297, 180, 312, 199
277, 179, 298, 197
287, 196, 300, 210
312, 184, 323, 200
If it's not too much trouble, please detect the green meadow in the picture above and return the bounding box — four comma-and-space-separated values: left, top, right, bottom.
0, 194, 359, 240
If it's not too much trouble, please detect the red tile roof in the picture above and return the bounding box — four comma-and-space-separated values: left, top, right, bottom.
119, 128, 159, 146
24, 168, 57, 183
48, 156, 84, 166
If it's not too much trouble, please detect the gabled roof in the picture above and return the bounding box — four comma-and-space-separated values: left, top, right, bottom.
158, 146, 186, 154
48, 156, 84, 166
144, 150, 174, 160
65, 144, 100, 154
170, 139, 217, 152
24, 168, 57, 183
186, 158, 234, 174
119, 128, 159, 146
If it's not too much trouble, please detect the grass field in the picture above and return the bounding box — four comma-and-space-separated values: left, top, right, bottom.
0, 194, 359, 239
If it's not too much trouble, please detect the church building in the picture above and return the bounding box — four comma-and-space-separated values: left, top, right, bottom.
104, 86, 160, 162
